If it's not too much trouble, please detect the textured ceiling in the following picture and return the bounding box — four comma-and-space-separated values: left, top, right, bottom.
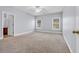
13, 6, 64, 16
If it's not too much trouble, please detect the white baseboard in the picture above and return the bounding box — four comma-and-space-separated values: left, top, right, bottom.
35, 30, 62, 34
63, 34, 73, 53
14, 31, 34, 36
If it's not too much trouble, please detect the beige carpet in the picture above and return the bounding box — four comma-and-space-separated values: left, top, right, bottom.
0, 32, 70, 53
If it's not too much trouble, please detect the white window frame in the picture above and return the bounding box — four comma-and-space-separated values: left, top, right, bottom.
36, 19, 41, 29
52, 17, 61, 30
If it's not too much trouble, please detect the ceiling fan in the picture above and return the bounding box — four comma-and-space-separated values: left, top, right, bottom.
33, 6, 47, 13
33, 6, 42, 12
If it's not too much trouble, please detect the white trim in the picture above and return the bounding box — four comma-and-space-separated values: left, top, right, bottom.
14, 31, 34, 36
2, 11, 15, 38
36, 19, 42, 30
52, 17, 61, 30
63, 34, 73, 53
35, 30, 62, 34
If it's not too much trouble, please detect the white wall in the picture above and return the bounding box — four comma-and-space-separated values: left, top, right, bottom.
35, 13, 62, 33
63, 6, 76, 52
0, 6, 35, 39
12, 9, 35, 36
76, 7, 79, 30
75, 7, 79, 52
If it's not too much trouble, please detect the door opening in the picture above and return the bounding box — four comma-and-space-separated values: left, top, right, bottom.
2, 12, 14, 38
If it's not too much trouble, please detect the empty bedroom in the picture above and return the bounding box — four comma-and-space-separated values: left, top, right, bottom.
0, 6, 79, 53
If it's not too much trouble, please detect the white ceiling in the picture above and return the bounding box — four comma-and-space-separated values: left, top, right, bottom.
13, 6, 64, 16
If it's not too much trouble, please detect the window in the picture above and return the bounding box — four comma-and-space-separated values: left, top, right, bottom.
36, 20, 41, 29
37, 20, 41, 27
52, 18, 60, 30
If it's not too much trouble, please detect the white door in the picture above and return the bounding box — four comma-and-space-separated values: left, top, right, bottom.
75, 7, 79, 52
8, 14, 14, 36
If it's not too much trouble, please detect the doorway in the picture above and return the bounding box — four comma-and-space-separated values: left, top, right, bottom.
2, 12, 14, 38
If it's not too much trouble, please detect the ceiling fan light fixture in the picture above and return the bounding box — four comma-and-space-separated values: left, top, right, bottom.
33, 6, 42, 13
35, 8, 42, 13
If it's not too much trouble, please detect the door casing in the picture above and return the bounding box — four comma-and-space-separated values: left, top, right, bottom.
2, 11, 14, 38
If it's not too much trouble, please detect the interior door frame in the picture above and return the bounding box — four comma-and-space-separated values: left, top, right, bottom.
2, 11, 14, 38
